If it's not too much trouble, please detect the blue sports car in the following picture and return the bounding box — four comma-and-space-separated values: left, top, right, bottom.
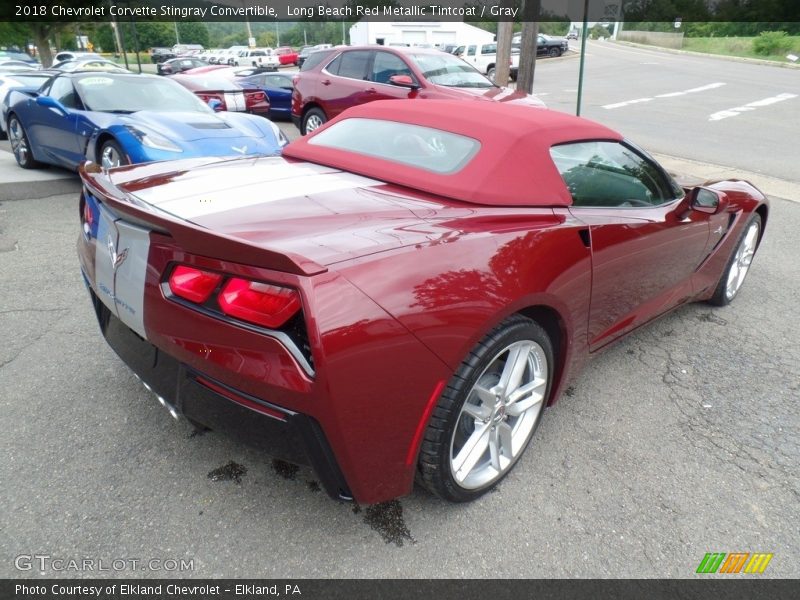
6, 71, 288, 170
236, 72, 293, 120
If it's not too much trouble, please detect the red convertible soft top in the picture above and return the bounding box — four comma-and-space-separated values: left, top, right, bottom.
283, 100, 622, 207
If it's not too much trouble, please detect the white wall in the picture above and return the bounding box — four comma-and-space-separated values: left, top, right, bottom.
349, 22, 494, 47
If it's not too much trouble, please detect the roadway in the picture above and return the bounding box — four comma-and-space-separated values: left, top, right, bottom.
532, 40, 799, 182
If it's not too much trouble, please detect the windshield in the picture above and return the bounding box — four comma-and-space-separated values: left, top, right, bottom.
407, 53, 494, 88
75, 75, 212, 113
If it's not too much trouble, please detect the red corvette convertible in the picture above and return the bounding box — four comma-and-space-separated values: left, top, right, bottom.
77, 101, 767, 504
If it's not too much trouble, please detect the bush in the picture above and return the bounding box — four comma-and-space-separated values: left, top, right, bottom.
752, 31, 793, 55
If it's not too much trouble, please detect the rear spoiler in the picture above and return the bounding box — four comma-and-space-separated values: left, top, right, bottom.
79, 162, 327, 277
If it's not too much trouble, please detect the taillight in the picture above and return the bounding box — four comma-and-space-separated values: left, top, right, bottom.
83, 200, 94, 227
218, 278, 300, 329
168, 265, 222, 303
245, 90, 268, 108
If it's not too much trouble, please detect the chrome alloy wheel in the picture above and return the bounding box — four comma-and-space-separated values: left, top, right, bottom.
101, 144, 122, 169
8, 117, 29, 165
305, 113, 324, 133
725, 220, 759, 301
449, 340, 548, 489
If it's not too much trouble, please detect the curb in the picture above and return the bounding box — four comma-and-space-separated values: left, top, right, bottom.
611, 40, 800, 69
652, 152, 799, 204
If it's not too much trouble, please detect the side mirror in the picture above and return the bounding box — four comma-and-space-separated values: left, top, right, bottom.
688, 186, 728, 215
388, 75, 419, 89
207, 98, 224, 112
36, 95, 68, 115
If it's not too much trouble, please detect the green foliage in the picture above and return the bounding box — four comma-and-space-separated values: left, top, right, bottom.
590, 24, 611, 39
177, 22, 209, 47
752, 30, 793, 55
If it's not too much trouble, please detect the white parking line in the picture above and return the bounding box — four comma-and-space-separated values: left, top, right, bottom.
603, 82, 726, 109
708, 93, 798, 121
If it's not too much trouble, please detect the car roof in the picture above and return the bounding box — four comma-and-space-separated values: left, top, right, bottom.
284, 100, 622, 207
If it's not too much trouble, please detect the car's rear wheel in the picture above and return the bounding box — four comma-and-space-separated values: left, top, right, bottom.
708, 214, 761, 306
487, 67, 496, 82
99, 140, 129, 169
548, 47, 562, 58
8, 115, 41, 169
417, 314, 553, 502
302, 107, 327, 135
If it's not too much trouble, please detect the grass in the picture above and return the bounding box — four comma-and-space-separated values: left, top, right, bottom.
680, 36, 800, 63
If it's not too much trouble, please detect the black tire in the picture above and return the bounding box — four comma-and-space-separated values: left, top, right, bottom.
487, 67, 496, 82
301, 107, 327, 135
548, 47, 562, 58
7, 115, 42, 169
417, 314, 553, 502
98, 139, 129, 169
708, 213, 762, 306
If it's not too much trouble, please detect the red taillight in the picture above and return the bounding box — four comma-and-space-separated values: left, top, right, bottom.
83, 201, 93, 227
245, 90, 268, 109
218, 278, 300, 329
168, 265, 223, 303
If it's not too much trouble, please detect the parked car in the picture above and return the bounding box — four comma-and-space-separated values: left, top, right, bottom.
274, 46, 299, 66
76, 99, 768, 505
157, 57, 208, 75
0, 71, 54, 139
5, 72, 286, 171
297, 44, 333, 68
291, 45, 544, 135
0, 60, 39, 71
235, 71, 293, 119
230, 48, 272, 67
53, 51, 101, 64
149, 47, 176, 64
456, 42, 519, 81
51, 59, 128, 72
567, 30, 579, 40
535, 34, 569, 57
170, 74, 270, 118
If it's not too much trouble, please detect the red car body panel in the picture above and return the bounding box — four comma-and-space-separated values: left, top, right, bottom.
275, 47, 298, 65
76, 101, 768, 504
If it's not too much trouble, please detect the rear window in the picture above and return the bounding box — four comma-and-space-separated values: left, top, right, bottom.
308, 118, 480, 174
300, 49, 335, 71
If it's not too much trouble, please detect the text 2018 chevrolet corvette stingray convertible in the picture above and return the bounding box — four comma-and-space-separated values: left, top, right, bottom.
6, 72, 286, 170
77, 100, 767, 504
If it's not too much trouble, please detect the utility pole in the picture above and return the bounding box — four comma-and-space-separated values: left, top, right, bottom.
515, 0, 541, 93
173, 22, 180, 45
494, 5, 514, 86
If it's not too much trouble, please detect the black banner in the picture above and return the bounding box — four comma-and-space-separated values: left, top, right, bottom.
3, 0, 799, 22
3, 580, 800, 600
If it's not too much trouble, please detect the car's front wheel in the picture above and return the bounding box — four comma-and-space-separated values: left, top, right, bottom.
548, 47, 562, 58
417, 314, 553, 502
708, 214, 761, 306
302, 107, 327, 135
99, 140, 129, 169
487, 67, 496, 82
8, 115, 41, 169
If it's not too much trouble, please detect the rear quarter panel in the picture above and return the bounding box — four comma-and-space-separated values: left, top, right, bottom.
336, 208, 593, 407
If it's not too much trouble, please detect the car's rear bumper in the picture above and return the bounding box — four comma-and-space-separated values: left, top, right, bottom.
86, 283, 353, 501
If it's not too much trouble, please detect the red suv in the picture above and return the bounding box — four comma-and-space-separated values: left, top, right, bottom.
291, 45, 545, 135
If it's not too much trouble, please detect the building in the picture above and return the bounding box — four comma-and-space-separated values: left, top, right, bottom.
348, 21, 494, 48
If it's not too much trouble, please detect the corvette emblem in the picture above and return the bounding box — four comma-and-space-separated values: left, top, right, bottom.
713, 225, 725, 235
108, 234, 128, 270
231, 145, 248, 154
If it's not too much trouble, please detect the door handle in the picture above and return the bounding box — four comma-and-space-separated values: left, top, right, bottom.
366, 88, 376, 94
321, 79, 331, 86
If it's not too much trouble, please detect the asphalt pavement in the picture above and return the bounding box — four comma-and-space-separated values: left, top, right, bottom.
1, 44, 799, 578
